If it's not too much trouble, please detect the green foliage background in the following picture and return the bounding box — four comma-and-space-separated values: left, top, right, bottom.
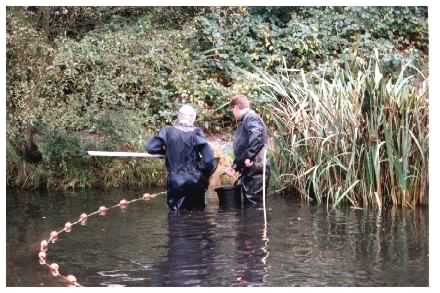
6, 6, 428, 192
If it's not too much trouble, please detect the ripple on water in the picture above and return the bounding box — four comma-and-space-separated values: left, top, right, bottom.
6, 190, 429, 286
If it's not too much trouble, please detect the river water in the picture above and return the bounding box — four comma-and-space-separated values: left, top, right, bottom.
6, 189, 428, 286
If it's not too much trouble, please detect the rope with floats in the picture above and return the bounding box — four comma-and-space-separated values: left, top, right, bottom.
39, 149, 269, 286
37, 191, 166, 287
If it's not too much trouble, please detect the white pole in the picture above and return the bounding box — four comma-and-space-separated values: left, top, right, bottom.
87, 151, 164, 158
261, 146, 269, 272
262, 147, 268, 232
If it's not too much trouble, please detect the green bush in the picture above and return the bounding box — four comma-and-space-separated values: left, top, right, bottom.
6, 6, 428, 192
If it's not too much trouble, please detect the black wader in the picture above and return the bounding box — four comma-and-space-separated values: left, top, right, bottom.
146, 124, 215, 211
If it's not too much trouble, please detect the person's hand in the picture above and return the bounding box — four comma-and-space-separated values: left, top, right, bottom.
244, 158, 254, 167
224, 166, 236, 177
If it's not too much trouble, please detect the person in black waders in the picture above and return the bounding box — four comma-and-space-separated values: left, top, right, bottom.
145, 105, 216, 211
225, 95, 271, 207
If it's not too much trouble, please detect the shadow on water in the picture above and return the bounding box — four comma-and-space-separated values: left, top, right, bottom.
149, 207, 269, 286
6, 190, 428, 287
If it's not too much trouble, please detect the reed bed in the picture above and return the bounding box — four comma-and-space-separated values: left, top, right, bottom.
244, 52, 428, 209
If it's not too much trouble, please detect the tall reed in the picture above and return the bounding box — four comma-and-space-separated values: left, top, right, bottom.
243, 51, 428, 209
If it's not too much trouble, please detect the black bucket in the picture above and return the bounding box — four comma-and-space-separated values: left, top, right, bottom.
215, 184, 242, 209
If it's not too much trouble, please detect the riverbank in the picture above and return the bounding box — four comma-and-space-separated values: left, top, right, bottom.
6, 133, 237, 192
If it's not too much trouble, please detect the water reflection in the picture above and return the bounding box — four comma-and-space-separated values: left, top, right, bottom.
231, 208, 269, 286
151, 210, 216, 286
267, 199, 429, 286
6, 191, 428, 287
150, 207, 270, 286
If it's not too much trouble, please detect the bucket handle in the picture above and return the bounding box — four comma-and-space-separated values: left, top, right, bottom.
233, 175, 242, 186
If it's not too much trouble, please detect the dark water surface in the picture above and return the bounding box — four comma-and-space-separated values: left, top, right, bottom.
6, 189, 428, 286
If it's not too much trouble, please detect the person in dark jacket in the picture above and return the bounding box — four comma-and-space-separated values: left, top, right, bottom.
145, 105, 216, 211
225, 95, 271, 207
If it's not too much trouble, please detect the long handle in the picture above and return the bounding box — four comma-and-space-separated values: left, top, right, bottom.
262, 147, 267, 226
87, 151, 164, 158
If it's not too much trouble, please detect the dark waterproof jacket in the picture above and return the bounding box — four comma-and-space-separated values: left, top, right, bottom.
232, 110, 268, 173
232, 110, 270, 206
145, 124, 215, 210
